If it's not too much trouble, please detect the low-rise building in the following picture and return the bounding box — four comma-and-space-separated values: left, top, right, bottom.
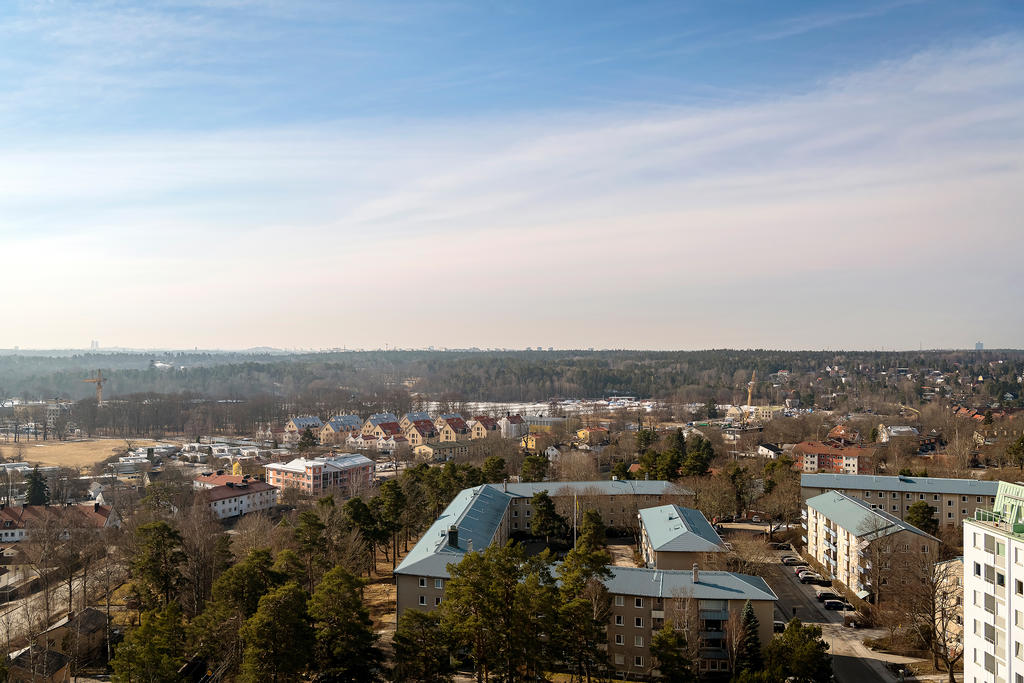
8, 646, 69, 683
361, 413, 399, 436
203, 480, 277, 519
800, 473, 997, 530
413, 441, 469, 462
264, 453, 373, 499
0, 503, 120, 545
524, 415, 567, 432
804, 490, 940, 603
793, 441, 874, 474
576, 426, 609, 445
437, 416, 470, 442
637, 504, 726, 570
400, 412, 433, 432
283, 416, 323, 444
404, 419, 438, 447
468, 416, 499, 439
498, 414, 528, 439
320, 415, 363, 444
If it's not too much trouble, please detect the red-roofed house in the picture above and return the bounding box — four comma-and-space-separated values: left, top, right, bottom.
201, 480, 277, 520
792, 441, 875, 475
438, 417, 470, 442
468, 416, 499, 440
404, 419, 438, 447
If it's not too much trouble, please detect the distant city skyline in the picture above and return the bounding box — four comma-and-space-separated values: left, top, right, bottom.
1, 1, 1022, 350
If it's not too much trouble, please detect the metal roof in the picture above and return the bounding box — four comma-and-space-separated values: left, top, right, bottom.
502, 480, 692, 498
603, 566, 778, 602
638, 504, 725, 553
402, 412, 432, 422
801, 473, 998, 496
327, 414, 363, 430
395, 485, 512, 576
805, 491, 940, 542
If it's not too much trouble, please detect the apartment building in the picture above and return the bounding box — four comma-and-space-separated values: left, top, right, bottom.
793, 441, 874, 474
399, 412, 432, 432
604, 566, 776, 678
404, 419, 438, 446
319, 415, 363, 444
804, 491, 940, 602
264, 453, 374, 499
413, 441, 469, 462
963, 481, 1024, 683
498, 414, 528, 439
437, 416, 470, 442
361, 413, 399, 436
468, 416, 499, 439
637, 504, 726, 570
203, 480, 277, 519
801, 473, 999, 530
394, 479, 693, 614
283, 416, 323, 443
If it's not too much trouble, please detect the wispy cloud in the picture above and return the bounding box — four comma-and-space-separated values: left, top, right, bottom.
1, 34, 1022, 349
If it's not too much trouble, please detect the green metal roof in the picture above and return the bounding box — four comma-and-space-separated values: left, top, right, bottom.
638, 504, 725, 553
806, 491, 940, 542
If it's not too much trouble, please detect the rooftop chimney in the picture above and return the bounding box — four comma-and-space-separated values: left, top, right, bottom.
448, 525, 459, 548
692, 564, 699, 584
502, 479, 507, 493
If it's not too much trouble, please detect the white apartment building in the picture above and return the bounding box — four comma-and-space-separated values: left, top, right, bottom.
204, 480, 278, 520
964, 481, 1024, 683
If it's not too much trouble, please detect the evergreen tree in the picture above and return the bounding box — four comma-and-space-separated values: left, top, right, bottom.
131, 521, 185, 609
111, 602, 186, 683
294, 510, 328, 591
636, 428, 657, 453
577, 509, 607, 551
482, 456, 507, 483
392, 610, 455, 682
557, 531, 612, 681
377, 480, 407, 569
530, 490, 568, 544
298, 427, 317, 451
905, 501, 938, 536
650, 622, 695, 682
520, 454, 549, 482
25, 466, 48, 505
705, 399, 719, 419
611, 461, 633, 480
307, 566, 384, 682
735, 600, 763, 674
761, 619, 832, 682
240, 582, 313, 683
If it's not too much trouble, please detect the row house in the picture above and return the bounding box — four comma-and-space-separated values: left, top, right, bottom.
264, 453, 374, 499
437, 415, 470, 442
371, 421, 403, 440
413, 441, 469, 462
800, 473, 997, 530
400, 412, 433, 431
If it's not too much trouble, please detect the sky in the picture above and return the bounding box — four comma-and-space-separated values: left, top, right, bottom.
1, 0, 1022, 351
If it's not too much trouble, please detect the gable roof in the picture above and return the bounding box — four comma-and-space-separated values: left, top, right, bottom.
402, 412, 432, 423
801, 473, 998, 497
638, 504, 725, 553
288, 416, 323, 430
326, 415, 363, 431
205, 481, 277, 502
375, 421, 403, 436
366, 413, 399, 426
806, 491, 940, 542
603, 566, 778, 602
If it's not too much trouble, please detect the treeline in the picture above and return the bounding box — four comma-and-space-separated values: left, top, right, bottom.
2, 348, 1021, 405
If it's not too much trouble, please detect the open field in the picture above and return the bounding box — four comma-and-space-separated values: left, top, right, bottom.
1, 438, 161, 468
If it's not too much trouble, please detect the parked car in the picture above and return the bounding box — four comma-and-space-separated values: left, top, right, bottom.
771, 542, 792, 551
751, 515, 762, 523
799, 573, 824, 584
793, 565, 811, 575
781, 556, 801, 565
815, 590, 840, 602
823, 599, 846, 610
773, 620, 787, 633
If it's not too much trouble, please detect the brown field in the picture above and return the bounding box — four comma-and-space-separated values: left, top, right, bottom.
1, 438, 164, 468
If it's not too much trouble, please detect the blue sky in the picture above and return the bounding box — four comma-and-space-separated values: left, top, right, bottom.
1, 1, 1022, 350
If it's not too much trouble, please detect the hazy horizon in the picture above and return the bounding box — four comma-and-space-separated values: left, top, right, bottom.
3, 1, 1022, 350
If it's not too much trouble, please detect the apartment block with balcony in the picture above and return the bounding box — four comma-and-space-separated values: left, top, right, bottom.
963, 481, 1024, 683
801, 473, 998, 530
804, 491, 940, 602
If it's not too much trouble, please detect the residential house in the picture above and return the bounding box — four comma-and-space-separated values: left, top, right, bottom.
361, 413, 399, 436
283, 416, 323, 444
264, 454, 374, 499
803, 491, 940, 603
35, 608, 107, 665
202, 480, 278, 519
371, 421, 404, 440
346, 433, 379, 451
877, 424, 920, 443
498, 414, 528, 439
0, 503, 120, 545
468, 416, 499, 439
637, 504, 726, 570
576, 426, 609, 446
400, 412, 433, 432
404, 419, 438, 447
320, 415, 363, 444
799, 473, 997, 530
8, 647, 69, 683
436, 416, 470, 442
757, 443, 784, 459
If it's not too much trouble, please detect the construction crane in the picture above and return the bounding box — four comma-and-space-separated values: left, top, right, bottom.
82, 370, 107, 406
747, 370, 757, 407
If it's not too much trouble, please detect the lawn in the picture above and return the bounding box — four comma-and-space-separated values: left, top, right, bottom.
3, 438, 163, 468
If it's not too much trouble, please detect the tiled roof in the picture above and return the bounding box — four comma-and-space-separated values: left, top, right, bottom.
806, 491, 940, 542
194, 473, 246, 487
376, 421, 403, 436
205, 481, 277, 502
801, 473, 998, 496
0, 503, 113, 531
638, 504, 725, 553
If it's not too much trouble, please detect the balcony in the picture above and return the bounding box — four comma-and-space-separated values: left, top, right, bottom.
824, 527, 836, 538
651, 610, 665, 620
824, 539, 836, 551
801, 510, 807, 519
801, 520, 808, 530
700, 630, 725, 640
700, 610, 729, 621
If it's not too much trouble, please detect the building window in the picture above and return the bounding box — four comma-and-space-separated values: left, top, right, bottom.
634, 636, 644, 647
634, 656, 644, 667
435, 597, 442, 606
615, 634, 624, 645
635, 617, 643, 628
435, 578, 443, 589
418, 595, 426, 606
635, 597, 644, 608
615, 615, 623, 626
419, 578, 427, 588
947, 500, 953, 507
615, 596, 624, 607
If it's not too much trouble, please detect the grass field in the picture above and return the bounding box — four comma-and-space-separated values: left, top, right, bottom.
0, 438, 162, 468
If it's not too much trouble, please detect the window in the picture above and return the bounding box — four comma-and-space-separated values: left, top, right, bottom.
635, 617, 643, 628
435, 578, 443, 589
975, 562, 982, 577
614, 654, 624, 665
615, 596, 624, 607
418, 578, 426, 588
635, 597, 644, 608
418, 595, 426, 606
634, 656, 644, 667
435, 597, 442, 606
985, 622, 996, 644
1017, 580, 1023, 596
615, 634, 624, 645
985, 593, 996, 614
615, 615, 623, 626
635, 636, 644, 647
947, 500, 953, 507
948, 512, 954, 519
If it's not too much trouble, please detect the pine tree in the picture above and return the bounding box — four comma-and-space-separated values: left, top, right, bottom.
25, 466, 48, 505
131, 521, 185, 609
482, 456, 506, 483
298, 427, 317, 451
650, 622, 695, 682
392, 610, 455, 682
307, 566, 384, 682
111, 602, 186, 683
530, 490, 568, 544
735, 600, 763, 674
520, 454, 549, 482
240, 582, 313, 682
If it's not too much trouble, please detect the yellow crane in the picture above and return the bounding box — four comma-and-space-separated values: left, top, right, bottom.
82, 370, 107, 405
747, 370, 757, 407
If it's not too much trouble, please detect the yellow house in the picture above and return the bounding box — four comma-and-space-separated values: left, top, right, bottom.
522, 432, 550, 453
576, 426, 609, 445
